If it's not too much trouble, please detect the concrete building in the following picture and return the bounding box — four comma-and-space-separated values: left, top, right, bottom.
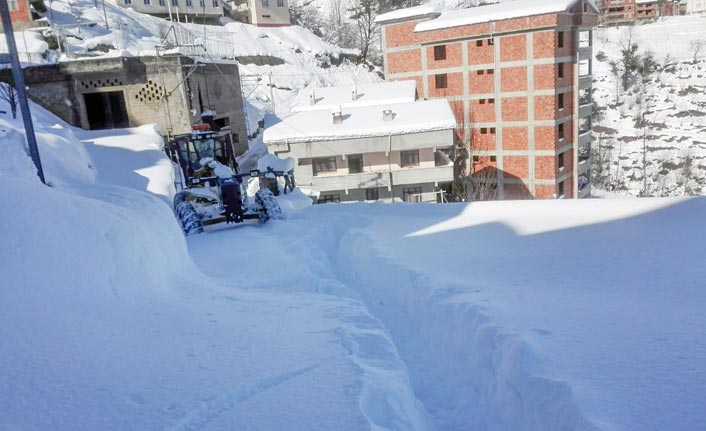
685, 0, 706, 14
1, 55, 248, 153
0, 0, 35, 31
114, 0, 223, 23
229, 0, 290, 27
263, 82, 456, 203
375, 0, 598, 200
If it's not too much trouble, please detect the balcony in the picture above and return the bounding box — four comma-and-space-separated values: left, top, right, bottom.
578, 129, 592, 147
579, 102, 593, 118
578, 184, 591, 198
579, 75, 592, 90
309, 165, 453, 191
579, 46, 592, 60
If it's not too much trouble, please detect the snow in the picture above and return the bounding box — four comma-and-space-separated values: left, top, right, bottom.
289, 80, 417, 112
374, 4, 446, 23
415, 0, 598, 32
591, 16, 706, 196
3, 76, 706, 431
263, 99, 456, 144
257, 153, 295, 173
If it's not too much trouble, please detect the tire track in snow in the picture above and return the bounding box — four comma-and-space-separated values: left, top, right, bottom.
167, 364, 320, 431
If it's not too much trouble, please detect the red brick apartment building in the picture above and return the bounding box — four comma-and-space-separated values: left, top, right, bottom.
0, 0, 34, 31
376, 0, 599, 200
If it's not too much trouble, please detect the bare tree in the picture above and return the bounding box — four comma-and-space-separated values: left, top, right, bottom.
349, 0, 379, 62
0, 81, 18, 119
678, 149, 696, 196
689, 39, 706, 64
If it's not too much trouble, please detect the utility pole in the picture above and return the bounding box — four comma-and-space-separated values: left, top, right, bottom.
0, 0, 45, 184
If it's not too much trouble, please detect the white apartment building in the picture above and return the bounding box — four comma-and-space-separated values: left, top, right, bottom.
263, 83, 457, 203
117, 0, 223, 22
229, 0, 290, 26
685, 0, 706, 14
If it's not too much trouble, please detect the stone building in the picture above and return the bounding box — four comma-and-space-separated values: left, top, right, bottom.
2, 55, 248, 153
375, 0, 599, 200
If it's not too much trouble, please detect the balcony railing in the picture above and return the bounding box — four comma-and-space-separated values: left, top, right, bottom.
308, 165, 454, 191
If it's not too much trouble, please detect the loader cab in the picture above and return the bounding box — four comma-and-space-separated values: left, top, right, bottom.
169, 127, 238, 182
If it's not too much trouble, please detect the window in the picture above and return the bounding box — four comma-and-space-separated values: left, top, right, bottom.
186, 0, 192, 6
143, 0, 150, 5
490, 127, 496, 134
159, 0, 165, 5
366, 188, 379, 201
488, 98, 495, 104
487, 69, 494, 74
558, 31, 565, 48
434, 45, 446, 61
558, 180, 565, 198
318, 194, 340, 204
347, 154, 363, 174
490, 155, 497, 162
199, 0, 204, 6
277, 0, 284, 5
558, 152, 565, 170
480, 99, 486, 105
558, 123, 565, 140
213, 0, 218, 5
480, 127, 488, 134
312, 157, 337, 176
557, 62, 564, 79
401, 150, 420, 167
403, 187, 423, 202
435, 74, 447, 89
472, 155, 480, 162
8, 0, 18, 10
558, 93, 565, 110
124, 0, 132, 4
478, 70, 485, 75
476, 40, 483, 47
262, 0, 269, 6
171, 0, 177, 5
487, 38, 494, 45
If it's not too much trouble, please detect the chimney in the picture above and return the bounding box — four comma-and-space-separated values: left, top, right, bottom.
352, 85, 358, 101
309, 89, 316, 105
332, 106, 343, 124
382, 109, 394, 121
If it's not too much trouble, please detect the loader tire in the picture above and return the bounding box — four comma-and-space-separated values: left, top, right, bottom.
174, 192, 203, 235
255, 189, 284, 223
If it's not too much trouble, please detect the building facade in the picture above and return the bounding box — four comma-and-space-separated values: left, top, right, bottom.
1, 55, 248, 153
685, 0, 706, 15
229, 0, 290, 27
0, 0, 35, 31
376, 0, 598, 200
263, 87, 456, 203
596, 0, 680, 25
115, 0, 223, 22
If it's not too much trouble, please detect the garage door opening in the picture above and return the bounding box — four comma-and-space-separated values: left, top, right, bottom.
84, 91, 129, 130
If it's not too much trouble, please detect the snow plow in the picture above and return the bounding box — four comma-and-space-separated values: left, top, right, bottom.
166, 127, 295, 235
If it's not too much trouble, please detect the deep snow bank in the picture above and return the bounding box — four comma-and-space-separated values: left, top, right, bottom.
320, 198, 706, 431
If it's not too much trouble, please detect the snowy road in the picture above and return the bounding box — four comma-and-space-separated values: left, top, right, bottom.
187, 198, 706, 431
5, 119, 705, 431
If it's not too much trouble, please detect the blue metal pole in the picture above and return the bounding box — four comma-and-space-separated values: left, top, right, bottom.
0, 0, 45, 184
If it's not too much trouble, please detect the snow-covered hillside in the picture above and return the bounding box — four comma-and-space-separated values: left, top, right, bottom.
592, 16, 706, 197
2, 0, 382, 168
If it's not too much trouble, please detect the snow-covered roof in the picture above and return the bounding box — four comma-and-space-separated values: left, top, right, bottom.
415, 0, 599, 32
288, 80, 418, 113
263, 99, 456, 145
374, 4, 446, 24
635, 0, 656, 4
